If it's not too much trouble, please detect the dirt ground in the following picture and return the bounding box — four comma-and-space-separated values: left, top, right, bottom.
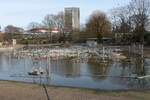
0, 81, 150, 100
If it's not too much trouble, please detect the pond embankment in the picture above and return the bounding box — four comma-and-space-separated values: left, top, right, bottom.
0, 44, 24, 52
0, 80, 150, 100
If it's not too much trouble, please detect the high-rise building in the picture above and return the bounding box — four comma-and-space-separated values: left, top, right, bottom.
64, 7, 80, 32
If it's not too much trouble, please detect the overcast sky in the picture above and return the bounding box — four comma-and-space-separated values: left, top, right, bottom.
0, 0, 131, 29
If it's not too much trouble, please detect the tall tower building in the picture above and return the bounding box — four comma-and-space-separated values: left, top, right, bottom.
65, 7, 80, 32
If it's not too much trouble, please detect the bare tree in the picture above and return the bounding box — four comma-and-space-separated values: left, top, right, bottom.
4, 25, 24, 41
28, 22, 42, 30
86, 10, 111, 38
5, 25, 24, 34
42, 12, 65, 43
110, 6, 133, 44
128, 0, 150, 43
55, 12, 66, 42
111, 0, 150, 44
111, 6, 132, 33
42, 14, 56, 29
55, 12, 65, 33
42, 14, 56, 43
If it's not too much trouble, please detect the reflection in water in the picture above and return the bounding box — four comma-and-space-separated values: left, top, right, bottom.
0, 51, 150, 90
133, 56, 145, 76
51, 61, 80, 78
133, 56, 149, 88
88, 61, 111, 81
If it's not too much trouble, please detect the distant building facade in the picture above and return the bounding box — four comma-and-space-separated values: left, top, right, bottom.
27, 27, 60, 34
114, 33, 132, 43
64, 7, 80, 32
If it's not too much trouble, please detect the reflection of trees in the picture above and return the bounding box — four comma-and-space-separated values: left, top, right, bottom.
129, 54, 145, 76
0, 53, 13, 71
119, 59, 132, 76
105, 54, 147, 89
0, 53, 4, 71
88, 61, 111, 81
51, 61, 80, 78
112, 54, 149, 89
134, 56, 145, 76
127, 54, 147, 89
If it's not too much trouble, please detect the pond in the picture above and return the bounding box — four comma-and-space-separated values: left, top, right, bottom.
0, 48, 150, 90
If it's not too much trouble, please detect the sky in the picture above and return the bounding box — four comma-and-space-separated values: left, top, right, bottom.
0, 0, 131, 29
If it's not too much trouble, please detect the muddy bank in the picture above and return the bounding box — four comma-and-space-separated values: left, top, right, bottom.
0, 81, 150, 100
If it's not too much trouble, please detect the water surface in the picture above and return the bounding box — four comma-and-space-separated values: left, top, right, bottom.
0, 50, 150, 90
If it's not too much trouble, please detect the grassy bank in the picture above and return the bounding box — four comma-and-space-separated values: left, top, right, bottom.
0, 80, 150, 100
